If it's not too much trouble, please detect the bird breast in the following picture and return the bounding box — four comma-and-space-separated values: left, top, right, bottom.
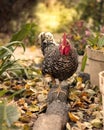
42, 46, 78, 81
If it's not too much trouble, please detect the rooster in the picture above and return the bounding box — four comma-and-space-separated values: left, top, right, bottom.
38, 32, 78, 96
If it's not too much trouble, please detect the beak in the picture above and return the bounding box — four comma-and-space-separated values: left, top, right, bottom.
37, 32, 45, 45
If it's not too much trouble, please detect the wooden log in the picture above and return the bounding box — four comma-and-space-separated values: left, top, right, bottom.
33, 83, 70, 130
33, 114, 66, 130
47, 83, 69, 104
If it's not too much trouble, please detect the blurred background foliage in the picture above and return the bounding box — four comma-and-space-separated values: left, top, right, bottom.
0, 1, 103, 128
0, 0, 104, 44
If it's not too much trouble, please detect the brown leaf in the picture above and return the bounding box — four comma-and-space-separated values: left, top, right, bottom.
20, 115, 31, 123
26, 80, 36, 86
66, 123, 71, 130
92, 111, 103, 119
39, 103, 47, 113
77, 111, 84, 120
90, 118, 102, 128
69, 89, 81, 101
76, 82, 85, 90
17, 98, 25, 106
37, 93, 47, 102
81, 92, 88, 97
26, 110, 33, 116
28, 105, 40, 112
39, 89, 49, 95
72, 101, 85, 108
76, 121, 92, 130
32, 100, 38, 105
76, 77, 82, 83
83, 122, 92, 129
68, 112, 79, 122
81, 95, 91, 103
13, 85, 23, 90
84, 89, 96, 96
23, 125, 31, 130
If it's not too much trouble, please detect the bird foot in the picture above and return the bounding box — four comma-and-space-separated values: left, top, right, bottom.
51, 86, 66, 97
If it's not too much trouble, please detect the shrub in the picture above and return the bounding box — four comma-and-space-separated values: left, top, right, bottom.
67, 20, 91, 55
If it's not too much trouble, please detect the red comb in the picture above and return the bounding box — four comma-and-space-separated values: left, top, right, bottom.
62, 33, 67, 45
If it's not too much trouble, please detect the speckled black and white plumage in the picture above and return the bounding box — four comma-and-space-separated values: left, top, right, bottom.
38, 32, 78, 81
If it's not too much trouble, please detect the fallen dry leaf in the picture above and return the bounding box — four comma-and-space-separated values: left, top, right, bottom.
72, 100, 85, 108
76, 77, 82, 83
28, 105, 40, 112
81, 95, 91, 103
76, 121, 92, 130
68, 112, 80, 122
66, 123, 71, 130
0, 46, 103, 130
82, 121, 92, 129
90, 118, 102, 128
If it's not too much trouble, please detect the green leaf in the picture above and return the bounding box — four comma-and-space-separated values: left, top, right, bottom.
0, 41, 25, 60
6, 62, 29, 78
10, 24, 32, 42
97, 36, 104, 47
0, 100, 20, 128
87, 33, 99, 47
0, 124, 8, 130
0, 60, 16, 76
5, 41, 25, 52
6, 104, 20, 127
0, 46, 15, 59
8, 89, 25, 100
0, 125, 21, 130
0, 41, 25, 77
81, 52, 87, 72
0, 90, 8, 97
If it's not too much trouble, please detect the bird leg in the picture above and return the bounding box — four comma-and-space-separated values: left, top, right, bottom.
51, 80, 66, 97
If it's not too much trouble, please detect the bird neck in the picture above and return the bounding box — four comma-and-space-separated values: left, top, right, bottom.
42, 42, 55, 55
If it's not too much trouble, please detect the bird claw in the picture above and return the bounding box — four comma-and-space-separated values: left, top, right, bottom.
51, 86, 66, 97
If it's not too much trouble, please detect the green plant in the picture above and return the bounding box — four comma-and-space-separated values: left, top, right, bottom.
87, 33, 104, 49
11, 23, 39, 46
27, 23, 39, 45
0, 23, 40, 80
0, 99, 21, 130
81, 32, 104, 72
67, 20, 91, 55
76, 0, 104, 31
0, 41, 27, 78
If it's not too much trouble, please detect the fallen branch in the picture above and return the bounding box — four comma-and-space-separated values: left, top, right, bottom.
33, 83, 70, 130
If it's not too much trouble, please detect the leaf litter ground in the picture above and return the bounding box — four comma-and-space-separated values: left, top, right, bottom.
0, 46, 103, 130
